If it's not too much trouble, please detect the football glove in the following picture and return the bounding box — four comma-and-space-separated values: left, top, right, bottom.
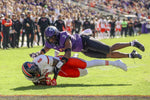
30, 52, 40, 58
46, 77, 52, 86
51, 78, 57, 86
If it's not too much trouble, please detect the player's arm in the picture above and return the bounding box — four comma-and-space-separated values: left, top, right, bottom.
30, 46, 50, 58
33, 77, 51, 86
39, 46, 50, 55
62, 37, 72, 63
51, 37, 72, 81
33, 78, 47, 86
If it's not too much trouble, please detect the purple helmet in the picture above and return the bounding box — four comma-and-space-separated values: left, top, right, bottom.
44, 26, 60, 45
45, 26, 59, 37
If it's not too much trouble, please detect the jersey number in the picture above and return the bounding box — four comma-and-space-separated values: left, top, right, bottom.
38, 58, 42, 63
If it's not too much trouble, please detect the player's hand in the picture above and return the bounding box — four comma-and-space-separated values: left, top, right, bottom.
29, 52, 40, 58
26, 23, 30, 27
51, 78, 57, 86
46, 77, 52, 86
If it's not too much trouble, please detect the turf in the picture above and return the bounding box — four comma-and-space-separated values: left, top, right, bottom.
0, 34, 150, 96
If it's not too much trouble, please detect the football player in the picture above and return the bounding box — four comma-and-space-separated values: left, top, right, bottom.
30, 26, 145, 85
22, 55, 127, 86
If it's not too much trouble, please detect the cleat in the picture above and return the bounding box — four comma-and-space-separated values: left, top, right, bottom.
131, 50, 142, 59
132, 40, 145, 52
114, 60, 127, 71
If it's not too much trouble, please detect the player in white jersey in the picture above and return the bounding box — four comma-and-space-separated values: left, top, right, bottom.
99, 17, 106, 39
95, 18, 100, 38
115, 19, 122, 37
65, 16, 72, 34
22, 55, 127, 86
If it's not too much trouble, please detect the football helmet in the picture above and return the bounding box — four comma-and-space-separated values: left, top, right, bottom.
44, 26, 60, 46
22, 62, 41, 78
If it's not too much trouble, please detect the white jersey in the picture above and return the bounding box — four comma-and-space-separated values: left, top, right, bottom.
95, 20, 100, 29
66, 18, 72, 27
25, 55, 59, 82
116, 21, 122, 29
100, 19, 106, 28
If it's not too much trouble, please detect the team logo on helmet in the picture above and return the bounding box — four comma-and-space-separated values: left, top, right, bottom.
22, 62, 41, 78
45, 26, 59, 37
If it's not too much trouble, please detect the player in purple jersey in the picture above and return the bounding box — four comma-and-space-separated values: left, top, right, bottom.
30, 26, 145, 81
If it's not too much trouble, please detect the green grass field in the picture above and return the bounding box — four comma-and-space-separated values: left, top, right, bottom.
0, 34, 150, 96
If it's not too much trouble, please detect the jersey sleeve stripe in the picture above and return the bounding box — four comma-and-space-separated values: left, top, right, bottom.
46, 56, 49, 64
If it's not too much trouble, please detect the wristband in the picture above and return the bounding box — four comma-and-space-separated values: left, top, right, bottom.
41, 49, 46, 54
61, 57, 68, 62
65, 48, 71, 52
56, 60, 64, 69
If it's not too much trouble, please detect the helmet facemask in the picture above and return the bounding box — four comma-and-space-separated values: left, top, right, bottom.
44, 26, 60, 46
45, 35, 60, 46
22, 62, 41, 79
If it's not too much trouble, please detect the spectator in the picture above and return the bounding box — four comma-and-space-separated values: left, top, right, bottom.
2, 14, 12, 49
65, 15, 72, 34
23, 12, 35, 48
12, 14, 22, 48
71, 17, 76, 34
34, 17, 40, 46
115, 18, 121, 37
90, 17, 95, 38
75, 17, 82, 34
38, 12, 50, 46
134, 19, 142, 35
109, 18, 116, 38
50, 15, 55, 26
20, 13, 26, 47
121, 19, 128, 37
55, 15, 66, 32
128, 19, 134, 36
83, 17, 91, 30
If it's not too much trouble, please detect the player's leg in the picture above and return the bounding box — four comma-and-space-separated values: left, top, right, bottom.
110, 40, 145, 52
64, 57, 87, 69
82, 35, 144, 55
81, 36, 110, 54
21, 32, 25, 47
26, 31, 30, 48
64, 55, 127, 71
85, 59, 127, 71
59, 65, 88, 78
82, 49, 142, 59
41, 30, 45, 46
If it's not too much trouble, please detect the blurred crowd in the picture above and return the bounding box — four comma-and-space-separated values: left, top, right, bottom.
0, 0, 150, 50
75, 0, 150, 19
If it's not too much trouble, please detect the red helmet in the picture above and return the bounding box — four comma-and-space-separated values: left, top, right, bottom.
22, 62, 41, 78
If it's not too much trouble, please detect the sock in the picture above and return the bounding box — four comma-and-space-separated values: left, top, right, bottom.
86, 60, 115, 68
128, 54, 132, 58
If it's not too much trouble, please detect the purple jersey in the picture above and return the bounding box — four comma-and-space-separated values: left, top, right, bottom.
45, 31, 83, 52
